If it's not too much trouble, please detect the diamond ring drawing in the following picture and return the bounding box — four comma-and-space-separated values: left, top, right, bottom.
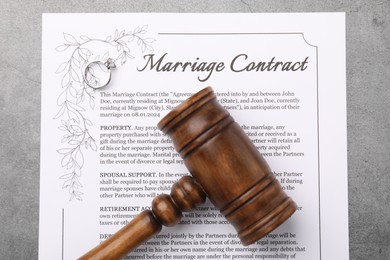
83, 58, 116, 89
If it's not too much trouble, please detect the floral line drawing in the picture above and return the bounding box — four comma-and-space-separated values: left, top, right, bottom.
54, 26, 155, 201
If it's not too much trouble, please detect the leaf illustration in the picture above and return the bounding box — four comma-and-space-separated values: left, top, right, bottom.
53, 104, 66, 119
62, 179, 72, 189
70, 67, 80, 82
102, 52, 109, 61
79, 48, 92, 60
89, 96, 95, 109
70, 124, 83, 134
63, 33, 79, 45
74, 166, 81, 177
67, 101, 85, 112
141, 25, 148, 33
61, 72, 71, 87
121, 56, 127, 65
84, 119, 92, 126
56, 61, 69, 74
145, 44, 154, 52
73, 176, 83, 188
66, 160, 74, 169
127, 35, 135, 43
80, 35, 90, 41
67, 109, 80, 124
117, 39, 126, 46
90, 140, 97, 151
68, 85, 78, 98
116, 52, 125, 61
75, 194, 83, 201
74, 190, 84, 196
55, 45, 69, 52
68, 140, 81, 145
72, 57, 81, 68
57, 148, 73, 154
61, 153, 72, 167
134, 26, 141, 34
126, 52, 135, 59
60, 172, 75, 179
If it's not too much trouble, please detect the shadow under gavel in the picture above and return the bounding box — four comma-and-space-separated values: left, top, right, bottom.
79, 87, 297, 260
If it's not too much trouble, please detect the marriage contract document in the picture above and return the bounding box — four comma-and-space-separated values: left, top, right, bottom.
40, 13, 348, 260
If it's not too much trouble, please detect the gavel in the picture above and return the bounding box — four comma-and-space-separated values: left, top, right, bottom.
79, 87, 297, 260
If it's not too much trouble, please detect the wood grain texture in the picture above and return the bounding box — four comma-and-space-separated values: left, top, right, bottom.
159, 87, 297, 245
78, 176, 206, 259
78, 210, 161, 260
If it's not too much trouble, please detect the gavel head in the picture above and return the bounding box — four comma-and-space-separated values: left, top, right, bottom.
158, 87, 297, 246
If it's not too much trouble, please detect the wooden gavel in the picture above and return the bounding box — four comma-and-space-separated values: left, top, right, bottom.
80, 87, 297, 260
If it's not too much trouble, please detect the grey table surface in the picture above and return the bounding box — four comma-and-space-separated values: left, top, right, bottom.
0, 1, 389, 259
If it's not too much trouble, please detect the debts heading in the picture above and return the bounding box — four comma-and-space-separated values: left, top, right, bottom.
137, 53, 309, 82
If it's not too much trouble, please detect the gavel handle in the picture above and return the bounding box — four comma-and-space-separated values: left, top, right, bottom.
79, 176, 206, 260
79, 210, 161, 260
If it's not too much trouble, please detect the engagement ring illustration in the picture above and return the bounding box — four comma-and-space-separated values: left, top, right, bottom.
83, 58, 116, 89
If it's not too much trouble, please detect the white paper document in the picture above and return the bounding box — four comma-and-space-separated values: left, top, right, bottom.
40, 13, 348, 260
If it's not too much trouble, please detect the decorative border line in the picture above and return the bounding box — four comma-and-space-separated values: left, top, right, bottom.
314, 43, 321, 260
62, 208, 65, 260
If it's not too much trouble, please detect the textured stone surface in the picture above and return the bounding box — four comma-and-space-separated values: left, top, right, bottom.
0, 1, 389, 259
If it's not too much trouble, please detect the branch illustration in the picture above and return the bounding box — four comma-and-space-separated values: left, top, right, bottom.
54, 26, 155, 201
